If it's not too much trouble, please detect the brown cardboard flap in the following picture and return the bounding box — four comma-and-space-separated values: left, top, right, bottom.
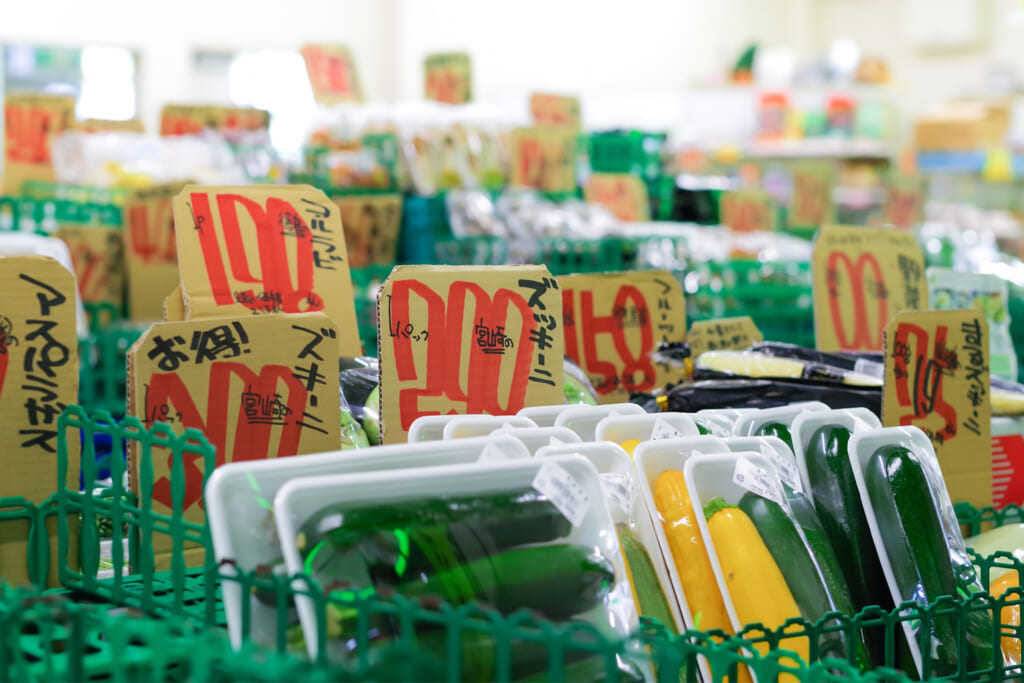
57, 225, 124, 310
788, 163, 836, 228
883, 309, 992, 508
813, 225, 926, 352
173, 184, 361, 356
583, 174, 650, 222
688, 316, 763, 358
510, 128, 576, 194
377, 265, 565, 443
331, 193, 402, 267
3, 92, 76, 194
125, 183, 186, 322
529, 93, 581, 131
301, 44, 363, 105
127, 313, 341, 563
560, 271, 685, 404
163, 286, 186, 322
0, 256, 80, 586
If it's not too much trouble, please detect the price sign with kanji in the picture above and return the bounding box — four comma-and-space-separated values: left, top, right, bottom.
125, 183, 187, 322
719, 190, 777, 232
301, 43, 363, 105
377, 265, 564, 444
173, 185, 361, 356
159, 104, 270, 137
331, 193, 402, 267
424, 52, 472, 104
688, 316, 763, 358
3, 92, 76, 194
128, 312, 340, 567
560, 271, 686, 404
883, 309, 991, 508
529, 93, 581, 131
584, 174, 650, 222
510, 127, 576, 194
788, 163, 835, 229
883, 176, 926, 230
813, 226, 926, 353
0, 256, 79, 586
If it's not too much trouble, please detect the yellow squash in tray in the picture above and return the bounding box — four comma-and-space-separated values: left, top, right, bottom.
989, 571, 1021, 666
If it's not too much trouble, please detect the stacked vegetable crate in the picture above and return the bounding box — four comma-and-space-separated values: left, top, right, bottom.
1, 407, 1022, 681
586, 130, 673, 220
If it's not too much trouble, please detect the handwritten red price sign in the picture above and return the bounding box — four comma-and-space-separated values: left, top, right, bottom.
510, 127, 577, 194
173, 185, 362, 356
159, 104, 270, 137
377, 265, 564, 444
719, 190, 777, 232
584, 174, 650, 222
3, 92, 76, 194
301, 43, 363, 105
128, 313, 340, 568
561, 271, 686, 403
883, 176, 926, 230
0, 256, 79, 586
425, 52, 472, 104
124, 183, 186, 322
530, 93, 581, 131
883, 309, 991, 508
57, 222, 124, 311
331, 193, 402, 267
788, 163, 835, 229
813, 226, 926, 352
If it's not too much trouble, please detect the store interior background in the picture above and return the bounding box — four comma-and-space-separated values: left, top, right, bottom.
3, 0, 1024, 158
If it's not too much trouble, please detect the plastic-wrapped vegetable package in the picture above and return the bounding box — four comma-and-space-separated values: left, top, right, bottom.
339, 357, 381, 444
273, 456, 646, 680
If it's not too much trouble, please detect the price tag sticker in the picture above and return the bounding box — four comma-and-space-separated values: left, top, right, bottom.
759, 443, 802, 494
533, 462, 589, 527
732, 456, 782, 505
651, 417, 683, 441
600, 472, 636, 518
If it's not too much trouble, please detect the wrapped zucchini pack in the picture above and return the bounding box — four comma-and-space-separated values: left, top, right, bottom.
849, 427, 1000, 678
273, 456, 644, 680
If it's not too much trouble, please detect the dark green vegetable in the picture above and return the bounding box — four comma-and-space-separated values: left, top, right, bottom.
756, 421, 794, 453
805, 425, 891, 664
616, 524, 677, 634
739, 492, 870, 671
865, 444, 994, 677
695, 419, 712, 436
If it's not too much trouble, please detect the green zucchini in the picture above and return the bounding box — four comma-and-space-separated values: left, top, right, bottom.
695, 419, 712, 436
396, 543, 614, 621
865, 444, 994, 677
757, 421, 795, 453
739, 492, 871, 671
616, 523, 677, 634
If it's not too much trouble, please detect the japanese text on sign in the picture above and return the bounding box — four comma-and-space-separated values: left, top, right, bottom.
511, 128, 576, 194
720, 191, 776, 233
688, 317, 763, 357
301, 44, 362, 104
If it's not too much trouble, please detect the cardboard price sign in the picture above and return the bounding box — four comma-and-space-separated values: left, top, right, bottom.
57, 224, 124, 310
813, 226, 926, 353
583, 174, 650, 222
561, 271, 686, 403
719, 190, 777, 232
173, 185, 361, 356
159, 104, 270, 137
510, 128, 576, 194
0, 256, 79, 586
883, 309, 991, 507
301, 43, 363, 105
164, 286, 185, 322
529, 93, 581, 130
3, 92, 76, 194
377, 265, 564, 444
425, 52, 472, 104
331, 193, 402, 267
127, 313, 340, 565
788, 163, 835, 228
80, 118, 145, 134
125, 183, 185, 322
688, 316, 763, 357
883, 176, 926, 230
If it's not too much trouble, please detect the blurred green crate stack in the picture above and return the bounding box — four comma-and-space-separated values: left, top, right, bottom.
350, 264, 393, 356
1009, 297, 1024, 384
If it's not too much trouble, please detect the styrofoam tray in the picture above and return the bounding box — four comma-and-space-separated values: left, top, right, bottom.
489, 425, 581, 454
517, 403, 577, 427
695, 409, 756, 436
442, 414, 537, 439
535, 441, 685, 632
791, 408, 881, 495
732, 401, 829, 437
554, 403, 646, 441
721, 435, 805, 496
595, 413, 699, 445
206, 435, 531, 649
274, 455, 637, 662
407, 415, 456, 442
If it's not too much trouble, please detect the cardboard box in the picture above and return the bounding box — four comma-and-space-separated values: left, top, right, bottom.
914, 102, 1009, 151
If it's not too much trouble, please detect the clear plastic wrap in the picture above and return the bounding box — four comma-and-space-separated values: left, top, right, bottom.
338, 357, 380, 444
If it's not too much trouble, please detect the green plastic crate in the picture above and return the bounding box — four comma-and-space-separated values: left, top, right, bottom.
350, 264, 393, 356
587, 131, 666, 183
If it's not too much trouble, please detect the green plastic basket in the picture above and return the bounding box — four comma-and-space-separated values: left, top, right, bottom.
350, 264, 393, 356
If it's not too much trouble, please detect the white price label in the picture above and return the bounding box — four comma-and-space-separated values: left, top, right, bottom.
760, 443, 803, 494
651, 417, 683, 441
732, 456, 782, 505
477, 443, 508, 463
600, 472, 636, 518
854, 358, 885, 380
533, 462, 589, 527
